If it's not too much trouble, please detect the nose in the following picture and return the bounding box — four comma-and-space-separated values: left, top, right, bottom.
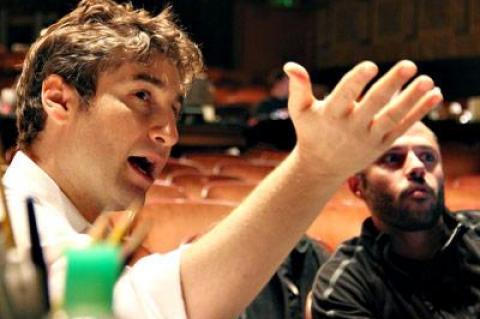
404, 151, 426, 182
148, 113, 179, 147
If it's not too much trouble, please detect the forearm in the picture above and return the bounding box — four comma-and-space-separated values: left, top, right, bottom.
180, 59, 441, 319
181, 147, 345, 319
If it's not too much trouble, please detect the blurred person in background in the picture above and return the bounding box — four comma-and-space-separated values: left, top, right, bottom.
247, 68, 294, 150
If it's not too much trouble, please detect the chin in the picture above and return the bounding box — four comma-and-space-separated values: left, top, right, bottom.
394, 205, 443, 232
395, 218, 441, 232
404, 201, 435, 214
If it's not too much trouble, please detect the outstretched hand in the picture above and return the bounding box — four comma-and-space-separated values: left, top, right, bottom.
285, 60, 442, 179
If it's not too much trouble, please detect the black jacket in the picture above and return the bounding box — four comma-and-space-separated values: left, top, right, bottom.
312, 211, 480, 319
240, 236, 330, 319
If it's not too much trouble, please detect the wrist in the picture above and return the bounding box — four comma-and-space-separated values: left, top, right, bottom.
287, 145, 347, 188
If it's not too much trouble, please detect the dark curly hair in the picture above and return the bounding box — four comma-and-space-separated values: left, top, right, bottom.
16, 0, 204, 147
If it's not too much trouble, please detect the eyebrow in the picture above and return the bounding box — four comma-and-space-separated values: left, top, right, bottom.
383, 146, 409, 154
387, 145, 438, 153
133, 73, 165, 87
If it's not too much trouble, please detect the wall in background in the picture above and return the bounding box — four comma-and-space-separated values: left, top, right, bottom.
234, 0, 480, 99
2, 0, 480, 98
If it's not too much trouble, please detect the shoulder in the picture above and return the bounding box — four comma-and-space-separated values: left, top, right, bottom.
314, 238, 373, 293
311, 240, 377, 318
452, 210, 480, 228
114, 249, 186, 318
296, 236, 332, 265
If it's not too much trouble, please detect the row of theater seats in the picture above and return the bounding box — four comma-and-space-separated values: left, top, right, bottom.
138, 148, 480, 258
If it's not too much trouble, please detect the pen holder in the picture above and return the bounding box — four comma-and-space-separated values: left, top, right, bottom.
64, 244, 121, 318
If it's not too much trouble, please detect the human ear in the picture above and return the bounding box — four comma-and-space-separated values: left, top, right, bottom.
41, 74, 80, 124
348, 174, 365, 200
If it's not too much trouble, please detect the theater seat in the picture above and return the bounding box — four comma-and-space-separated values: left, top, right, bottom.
168, 172, 241, 199
243, 147, 289, 163
201, 181, 257, 203
181, 153, 250, 172
450, 174, 480, 194
158, 158, 203, 179
145, 183, 187, 203
445, 174, 480, 210
307, 202, 370, 251
214, 163, 275, 182
135, 199, 236, 255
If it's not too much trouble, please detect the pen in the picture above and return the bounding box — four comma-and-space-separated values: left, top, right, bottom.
88, 213, 110, 243
121, 220, 152, 266
107, 199, 142, 245
26, 197, 50, 311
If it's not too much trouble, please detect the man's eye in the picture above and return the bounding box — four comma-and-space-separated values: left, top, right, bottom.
381, 153, 404, 166
418, 152, 437, 164
134, 91, 150, 102
173, 109, 180, 121
172, 106, 182, 120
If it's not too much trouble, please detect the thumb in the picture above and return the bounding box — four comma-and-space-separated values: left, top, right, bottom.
283, 62, 315, 115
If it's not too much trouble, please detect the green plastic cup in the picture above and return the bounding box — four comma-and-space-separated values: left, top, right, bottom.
64, 244, 122, 318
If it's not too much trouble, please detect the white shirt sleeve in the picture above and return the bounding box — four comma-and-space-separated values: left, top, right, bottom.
113, 248, 187, 319
3, 153, 188, 318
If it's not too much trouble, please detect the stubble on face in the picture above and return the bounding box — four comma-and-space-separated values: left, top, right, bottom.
365, 179, 446, 232
65, 58, 181, 215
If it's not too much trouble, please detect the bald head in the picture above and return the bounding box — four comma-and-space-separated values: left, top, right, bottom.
399, 122, 439, 148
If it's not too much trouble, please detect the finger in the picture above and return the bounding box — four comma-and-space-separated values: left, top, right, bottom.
369, 75, 434, 132
382, 87, 442, 144
325, 61, 378, 118
357, 60, 417, 126
121, 221, 152, 262
107, 198, 142, 244
88, 214, 110, 242
284, 62, 315, 115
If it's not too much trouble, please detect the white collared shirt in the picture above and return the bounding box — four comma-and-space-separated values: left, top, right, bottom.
3, 151, 187, 319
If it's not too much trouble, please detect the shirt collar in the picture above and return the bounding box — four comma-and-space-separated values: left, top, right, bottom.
3, 151, 91, 233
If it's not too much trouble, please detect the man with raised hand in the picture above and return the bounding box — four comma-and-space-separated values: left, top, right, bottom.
4, 0, 442, 318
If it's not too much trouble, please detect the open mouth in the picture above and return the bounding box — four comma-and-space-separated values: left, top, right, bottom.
128, 156, 154, 180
